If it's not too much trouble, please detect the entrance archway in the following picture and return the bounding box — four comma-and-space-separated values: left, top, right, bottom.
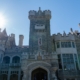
31, 68, 48, 80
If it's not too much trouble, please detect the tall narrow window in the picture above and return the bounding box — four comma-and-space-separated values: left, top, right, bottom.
61, 42, 65, 48
61, 42, 71, 48
58, 54, 62, 69
72, 42, 75, 48
62, 54, 75, 70
68, 42, 71, 47
74, 54, 79, 70
56, 42, 60, 48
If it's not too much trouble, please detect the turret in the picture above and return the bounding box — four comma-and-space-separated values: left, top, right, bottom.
29, 8, 52, 53
11, 33, 15, 38
19, 35, 24, 47
2, 28, 7, 36
28, 7, 51, 20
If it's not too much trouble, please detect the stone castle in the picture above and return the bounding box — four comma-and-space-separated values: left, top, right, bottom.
0, 8, 80, 80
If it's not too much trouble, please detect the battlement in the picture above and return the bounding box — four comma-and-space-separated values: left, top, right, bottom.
28, 7, 51, 20
29, 10, 36, 16
11, 33, 15, 38
52, 32, 75, 41
44, 10, 51, 15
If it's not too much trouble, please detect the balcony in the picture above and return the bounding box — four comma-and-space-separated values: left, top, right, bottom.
0, 64, 9, 69
0, 63, 21, 69
58, 70, 80, 78
9, 63, 21, 68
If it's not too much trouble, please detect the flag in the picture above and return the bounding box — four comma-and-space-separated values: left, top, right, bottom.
38, 37, 42, 46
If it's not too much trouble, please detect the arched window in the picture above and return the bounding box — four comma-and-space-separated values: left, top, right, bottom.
3, 56, 10, 64
12, 56, 20, 63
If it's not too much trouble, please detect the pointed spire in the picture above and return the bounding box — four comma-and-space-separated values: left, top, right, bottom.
70, 28, 73, 32
3, 28, 7, 36
39, 7, 41, 11
38, 7, 42, 15
63, 31, 66, 36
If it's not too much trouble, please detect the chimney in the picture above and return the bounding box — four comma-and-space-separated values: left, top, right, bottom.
19, 35, 24, 47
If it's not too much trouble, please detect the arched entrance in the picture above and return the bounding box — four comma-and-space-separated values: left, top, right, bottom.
10, 74, 18, 80
1, 74, 8, 80
31, 68, 48, 80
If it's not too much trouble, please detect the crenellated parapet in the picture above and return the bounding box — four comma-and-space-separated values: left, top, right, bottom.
28, 7, 51, 20
52, 32, 75, 41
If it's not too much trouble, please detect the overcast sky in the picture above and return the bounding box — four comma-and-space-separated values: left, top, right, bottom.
0, 0, 80, 45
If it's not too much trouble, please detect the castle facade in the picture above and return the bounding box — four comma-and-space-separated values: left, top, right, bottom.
0, 8, 80, 80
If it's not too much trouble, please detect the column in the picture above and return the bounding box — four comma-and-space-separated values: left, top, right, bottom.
73, 54, 76, 69
18, 69, 21, 80
22, 70, 27, 80
8, 69, 11, 80
61, 54, 64, 70
51, 68, 58, 80
60, 41, 61, 48
54, 72, 58, 80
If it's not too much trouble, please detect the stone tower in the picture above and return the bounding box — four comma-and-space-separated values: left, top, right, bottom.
29, 7, 52, 53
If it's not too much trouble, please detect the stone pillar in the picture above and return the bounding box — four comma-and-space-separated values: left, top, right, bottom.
8, 69, 11, 80
18, 69, 21, 80
22, 70, 27, 80
51, 66, 58, 80
52, 72, 57, 80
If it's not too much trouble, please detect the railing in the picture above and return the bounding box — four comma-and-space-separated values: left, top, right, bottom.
0, 63, 21, 69
58, 70, 80, 77
0, 64, 9, 69
10, 63, 21, 67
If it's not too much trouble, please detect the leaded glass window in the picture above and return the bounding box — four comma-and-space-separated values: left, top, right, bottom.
74, 54, 79, 70
58, 54, 62, 69
56, 42, 60, 48
62, 54, 75, 70
72, 42, 75, 48
61, 42, 71, 48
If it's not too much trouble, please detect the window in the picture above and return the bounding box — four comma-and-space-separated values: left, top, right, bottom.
61, 42, 65, 48
12, 56, 20, 63
62, 54, 75, 70
68, 42, 71, 47
56, 42, 60, 48
58, 54, 62, 69
72, 42, 75, 48
37, 24, 39, 26
61, 42, 71, 48
74, 54, 79, 70
3, 56, 10, 64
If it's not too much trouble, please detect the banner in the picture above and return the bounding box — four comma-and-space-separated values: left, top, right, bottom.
38, 37, 42, 46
